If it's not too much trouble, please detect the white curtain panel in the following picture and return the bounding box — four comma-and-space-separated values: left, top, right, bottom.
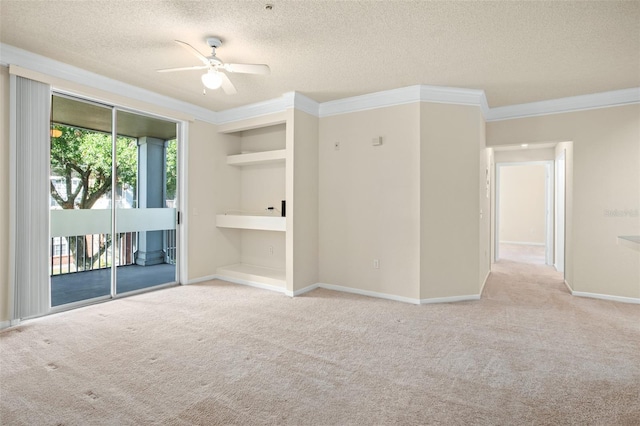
10, 75, 51, 319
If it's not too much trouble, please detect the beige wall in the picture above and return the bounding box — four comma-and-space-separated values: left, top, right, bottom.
498, 164, 547, 244
319, 102, 485, 301
420, 103, 484, 299
288, 109, 319, 292
487, 105, 640, 299
319, 104, 421, 299
494, 147, 555, 163
1, 66, 10, 322
186, 120, 241, 281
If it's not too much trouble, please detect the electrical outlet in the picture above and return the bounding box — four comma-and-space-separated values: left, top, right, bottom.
373, 259, 380, 269
269, 246, 274, 255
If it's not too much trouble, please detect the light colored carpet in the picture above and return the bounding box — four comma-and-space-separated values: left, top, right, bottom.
1, 260, 639, 425
499, 243, 546, 265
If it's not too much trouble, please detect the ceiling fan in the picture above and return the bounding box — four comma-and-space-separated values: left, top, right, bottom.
157, 37, 270, 95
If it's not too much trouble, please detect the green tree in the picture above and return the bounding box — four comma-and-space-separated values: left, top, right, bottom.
165, 139, 177, 202
50, 124, 138, 270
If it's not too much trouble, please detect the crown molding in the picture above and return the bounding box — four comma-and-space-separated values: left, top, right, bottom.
419, 85, 489, 117
214, 91, 320, 125
486, 88, 640, 121
318, 85, 488, 118
216, 85, 487, 124
0, 43, 217, 124
319, 85, 422, 117
215, 94, 292, 125
3, 43, 637, 126
291, 92, 320, 117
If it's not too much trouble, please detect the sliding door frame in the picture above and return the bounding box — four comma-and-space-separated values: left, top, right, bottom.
48, 90, 185, 311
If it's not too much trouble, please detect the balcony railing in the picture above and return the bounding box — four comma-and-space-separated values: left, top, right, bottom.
51, 230, 176, 276
51, 232, 132, 275
50, 208, 177, 276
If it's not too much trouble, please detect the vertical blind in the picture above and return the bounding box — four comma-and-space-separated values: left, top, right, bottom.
11, 75, 51, 319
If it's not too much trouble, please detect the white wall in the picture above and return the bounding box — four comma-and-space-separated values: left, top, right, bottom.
487, 105, 639, 300
319, 103, 421, 299
555, 141, 573, 281
498, 164, 547, 244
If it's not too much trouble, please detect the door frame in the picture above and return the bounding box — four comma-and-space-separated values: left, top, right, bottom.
494, 160, 554, 264
555, 149, 566, 274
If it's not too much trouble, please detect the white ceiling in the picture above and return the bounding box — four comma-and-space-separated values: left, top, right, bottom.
1, 1, 638, 112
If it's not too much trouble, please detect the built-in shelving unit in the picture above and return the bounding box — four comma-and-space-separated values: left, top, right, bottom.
213, 109, 318, 295
215, 115, 288, 289
216, 214, 285, 232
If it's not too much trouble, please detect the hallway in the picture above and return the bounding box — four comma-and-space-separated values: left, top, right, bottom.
498, 242, 547, 265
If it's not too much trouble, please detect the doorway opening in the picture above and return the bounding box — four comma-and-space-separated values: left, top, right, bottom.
495, 161, 554, 265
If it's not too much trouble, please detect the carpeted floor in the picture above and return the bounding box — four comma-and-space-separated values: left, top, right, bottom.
499, 242, 546, 264
1, 260, 639, 425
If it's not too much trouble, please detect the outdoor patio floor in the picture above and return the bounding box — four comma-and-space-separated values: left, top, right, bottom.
51, 263, 176, 307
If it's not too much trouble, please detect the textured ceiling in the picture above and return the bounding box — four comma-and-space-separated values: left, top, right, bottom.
1, 0, 639, 111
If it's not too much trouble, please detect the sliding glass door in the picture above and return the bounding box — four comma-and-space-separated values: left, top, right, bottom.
114, 109, 178, 295
49, 94, 179, 308
49, 96, 114, 306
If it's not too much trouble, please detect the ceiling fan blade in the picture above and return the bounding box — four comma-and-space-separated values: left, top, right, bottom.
157, 65, 210, 73
175, 40, 211, 66
224, 63, 270, 75
219, 72, 237, 95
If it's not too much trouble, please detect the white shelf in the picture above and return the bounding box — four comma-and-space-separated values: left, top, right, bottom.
227, 149, 286, 166
217, 263, 286, 288
618, 236, 640, 252
216, 214, 286, 232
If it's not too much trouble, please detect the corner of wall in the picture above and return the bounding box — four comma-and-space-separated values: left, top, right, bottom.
420, 103, 484, 299
291, 109, 320, 292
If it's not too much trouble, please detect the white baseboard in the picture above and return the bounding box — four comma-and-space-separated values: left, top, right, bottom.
420, 294, 481, 304
499, 241, 545, 246
286, 283, 319, 297
480, 270, 491, 296
210, 277, 484, 306
317, 283, 421, 305
0, 320, 13, 330
185, 274, 219, 285
215, 274, 287, 295
572, 291, 640, 304
563, 279, 572, 294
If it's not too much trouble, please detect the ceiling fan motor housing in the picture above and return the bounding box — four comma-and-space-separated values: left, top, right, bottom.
206, 37, 222, 49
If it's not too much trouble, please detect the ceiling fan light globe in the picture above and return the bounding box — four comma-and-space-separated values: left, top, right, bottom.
201, 71, 223, 89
